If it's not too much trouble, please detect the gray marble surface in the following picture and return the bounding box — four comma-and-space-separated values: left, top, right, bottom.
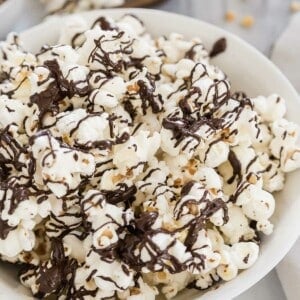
3, 0, 293, 299
154, 0, 292, 56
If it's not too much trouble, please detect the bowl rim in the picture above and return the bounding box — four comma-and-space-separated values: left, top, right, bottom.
0, 0, 14, 11
3, 7, 300, 300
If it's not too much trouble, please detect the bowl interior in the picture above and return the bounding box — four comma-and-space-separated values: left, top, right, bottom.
1, 8, 300, 300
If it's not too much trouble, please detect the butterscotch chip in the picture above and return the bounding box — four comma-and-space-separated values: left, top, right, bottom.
130, 287, 141, 295
187, 203, 199, 215
102, 229, 113, 239
210, 188, 218, 196
248, 174, 257, 184
157, 271, 167, 280
290, 1, 300, 12
127, 82, 140, 92
82, 158, 90, 165
186, 158, 198, 175
146, 206, 158, 212
174, 178, 183, 187
112, 173, 125, 183
240, 15, 255, 28
62, 134, 71, 144
289, 131, 296, 137
225, 10, 236, 22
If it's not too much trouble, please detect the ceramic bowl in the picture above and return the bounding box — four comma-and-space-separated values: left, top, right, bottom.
0, 0, 24, 38
1, 8, 300, 300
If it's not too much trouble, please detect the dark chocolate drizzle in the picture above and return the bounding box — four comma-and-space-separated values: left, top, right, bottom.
209, 38, 227, 58
118, 181, 228, 274
0, 219, 15, 240
162, 115, 223, 148
20, 238, 78, 299
101, 183, 137, 206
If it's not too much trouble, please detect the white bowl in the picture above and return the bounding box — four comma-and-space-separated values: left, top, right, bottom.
1, 8, 300, 300
0, 0, 24, 38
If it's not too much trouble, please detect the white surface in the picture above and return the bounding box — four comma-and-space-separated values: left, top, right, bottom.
271, 12, 300, 300
272, 12, 300, 91
277, 241, 300, 300
154, 0, 291, 56
0, 8, 299, 300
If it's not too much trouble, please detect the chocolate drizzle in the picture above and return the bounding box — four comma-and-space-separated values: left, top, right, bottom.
0, 12, 285, 300
0, 127, 28, 172
227, 150, 242, 184
137, 78, 162, 114
162, 115, 223, 147
101, 184, 137, 205
92, 16, 116, 31
30, 81, 62, 118
117, 181, 228, 274
0, 219, 15, 240
209, 38, 227, 58
44, 60, 89, 98
20, 238, 78, 299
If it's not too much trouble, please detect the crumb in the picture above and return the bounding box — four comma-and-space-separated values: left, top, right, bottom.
290, 1, 300, 12
225, 10, 236, 22
240, 15, 255, 28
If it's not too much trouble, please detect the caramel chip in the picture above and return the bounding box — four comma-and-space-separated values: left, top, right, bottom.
240, 15, 255, 28
248, 174, 257, 184
130, 287, 141, 295
101, 229, 113, 239
225, 10, 236, 22
127, 82, 140, 92
157, 271, 167, 280
112, 173, 125, 184
187, 202, 199, 215
174, 178, 183, 188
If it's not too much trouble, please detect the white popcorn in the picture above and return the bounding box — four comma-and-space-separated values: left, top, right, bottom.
113, 130, 161, 175
241, 187, 275, 222
230, 242, 259, 269
220, 205, 255, 244
0, 96, 39, 135
1, 13, 300, 300
217, 260, 238, 281
252, 94, 286, 122
87, 251, 134, 292
31, 132, 95, 197
270, 119, 299, 158
201, 140, 230, 168
0, 227, 35, 257
282, 149, 300, 172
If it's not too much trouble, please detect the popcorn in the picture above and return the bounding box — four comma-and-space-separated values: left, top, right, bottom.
0, 13, 299, 300
31, 131, 95, 197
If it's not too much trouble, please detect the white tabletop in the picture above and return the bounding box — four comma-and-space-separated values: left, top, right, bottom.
5, 0, 292, 299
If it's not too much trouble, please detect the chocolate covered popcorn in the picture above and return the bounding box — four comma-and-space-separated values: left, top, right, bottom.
1, 14, 300, 299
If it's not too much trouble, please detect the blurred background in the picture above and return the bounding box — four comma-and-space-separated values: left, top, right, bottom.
2, 0, 297, 55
